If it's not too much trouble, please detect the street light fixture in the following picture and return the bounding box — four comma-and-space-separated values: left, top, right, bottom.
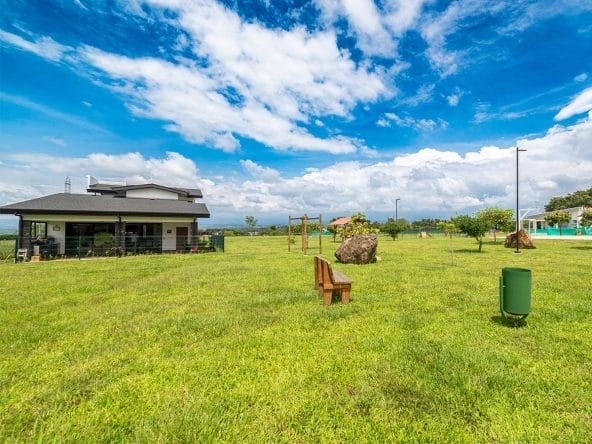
515, 146, 527, 254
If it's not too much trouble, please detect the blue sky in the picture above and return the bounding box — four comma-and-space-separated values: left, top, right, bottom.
1, 0, 592, 226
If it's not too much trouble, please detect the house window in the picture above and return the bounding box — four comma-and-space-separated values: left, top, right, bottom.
31, 222, 47, 239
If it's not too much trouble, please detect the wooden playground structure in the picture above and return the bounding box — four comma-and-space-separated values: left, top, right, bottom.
288, 214, 322, 255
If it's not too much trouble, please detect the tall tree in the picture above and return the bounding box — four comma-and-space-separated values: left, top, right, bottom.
452, 215, 490, 252
244, 215, 257, 229
545, 187, 592, 211
475, 207, 514, 243
544, 210, 571, 235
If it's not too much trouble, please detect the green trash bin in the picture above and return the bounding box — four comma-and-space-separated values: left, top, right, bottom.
499, 268, 532, 319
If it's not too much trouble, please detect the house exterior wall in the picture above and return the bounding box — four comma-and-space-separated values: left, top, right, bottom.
47, 222, 66, 254
126, 189, 179, 200
162, 222, 191, 251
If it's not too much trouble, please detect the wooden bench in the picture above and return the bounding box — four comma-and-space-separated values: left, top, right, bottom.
314, 256, 352, 305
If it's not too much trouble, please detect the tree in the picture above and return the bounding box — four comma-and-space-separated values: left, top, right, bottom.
544, 210, 571, 235
475, 207, 514, 243
581, 209, 592, 228
381, 218, 408, 240
436, 220, 456, 238
451, 214, 490, 252
336, 213, 379, 240
545, 187, 592, 211
245, 215, 257, 229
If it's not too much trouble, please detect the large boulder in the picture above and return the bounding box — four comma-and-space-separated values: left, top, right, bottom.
335, 234, 378, 264
504, 229, 536, 249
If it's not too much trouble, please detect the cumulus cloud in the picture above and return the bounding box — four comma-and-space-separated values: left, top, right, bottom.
554, 87, 592, 121
2, 114, 591, 222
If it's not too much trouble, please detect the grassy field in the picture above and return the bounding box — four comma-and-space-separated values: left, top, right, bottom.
0, 239, 15, 260
0, 235, 590, 442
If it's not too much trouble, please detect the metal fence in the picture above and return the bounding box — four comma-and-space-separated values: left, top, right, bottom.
6, 234, 224, 262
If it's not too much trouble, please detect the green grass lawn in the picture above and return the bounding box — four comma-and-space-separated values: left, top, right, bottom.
0, 239, 15, 260
1, 235, 591, 442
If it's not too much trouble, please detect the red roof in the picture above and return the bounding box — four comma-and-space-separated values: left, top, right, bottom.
328, 217, 351, 226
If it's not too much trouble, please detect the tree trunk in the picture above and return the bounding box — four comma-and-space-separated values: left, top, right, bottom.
478, 238, 483, 253
493, 230, 497, 243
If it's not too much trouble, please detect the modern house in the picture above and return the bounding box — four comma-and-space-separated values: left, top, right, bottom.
0, 178, 211, 257
523, 206, 591, 235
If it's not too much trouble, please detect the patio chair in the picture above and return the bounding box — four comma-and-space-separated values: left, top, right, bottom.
16, 248, 28, 262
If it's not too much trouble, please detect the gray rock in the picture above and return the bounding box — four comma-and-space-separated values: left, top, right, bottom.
335, 234, 378, 264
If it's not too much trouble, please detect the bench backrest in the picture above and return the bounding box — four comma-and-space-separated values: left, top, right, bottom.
315, 256, 336, 287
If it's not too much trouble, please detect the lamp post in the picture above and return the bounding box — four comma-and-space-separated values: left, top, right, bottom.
515, 146, 527, 254
395, 198, 401, 225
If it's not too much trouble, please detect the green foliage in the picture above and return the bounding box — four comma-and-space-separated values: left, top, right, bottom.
0, 234, 17, 241
0, 236, 591, 441
451, 214, 490, 252
475, 207, 514, 242
336, 213, 379, 240
409, 218, 444, 229
290, 221, 320, 235
381, 218, 409, 240
436, 221, 457, 237
545, 187, 592, 211
244, 215, 257, 228
581, 209, 592, 227
544, 210, 571, 235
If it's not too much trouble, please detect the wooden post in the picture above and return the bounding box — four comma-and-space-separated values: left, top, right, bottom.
319, 213, 322, 255
302, 214, 308, 254
288, 216, 292, 252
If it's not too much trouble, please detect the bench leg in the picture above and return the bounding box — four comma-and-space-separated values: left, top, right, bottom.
341, 287, 351, 304
323, 288, 332, 305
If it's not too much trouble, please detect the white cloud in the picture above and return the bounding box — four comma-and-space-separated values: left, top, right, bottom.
377, 112, 446, 131
314, 0, 427, 57
383, 0, 427, 36
3, 114, 590, 223
0, 29, 70, 61
1, 4, 390, 155
554, 87, 592, 121
446, 88, 464, 107
574, 73, 588, 82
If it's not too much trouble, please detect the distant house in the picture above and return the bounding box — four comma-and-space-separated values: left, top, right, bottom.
524, 206, 590, 234
0, 178, 210, 256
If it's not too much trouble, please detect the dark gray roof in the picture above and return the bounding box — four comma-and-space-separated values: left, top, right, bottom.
0, 193, 210, 218
88, 183, 203, 198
